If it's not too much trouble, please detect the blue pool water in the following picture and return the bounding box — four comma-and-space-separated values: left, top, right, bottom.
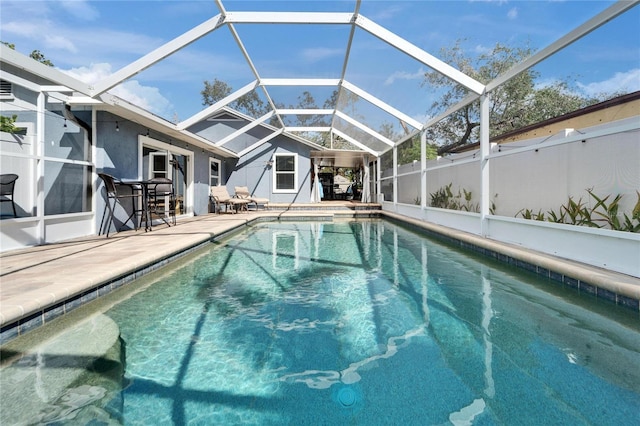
1, 220, 639, 425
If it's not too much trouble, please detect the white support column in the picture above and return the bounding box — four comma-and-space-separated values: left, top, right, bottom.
421, 130, 427, 212
393, 144, 398, 208
91, 108, 98, 235
36, 92, 45, 244
480, 93, 491, 237
376, 157, 381, 203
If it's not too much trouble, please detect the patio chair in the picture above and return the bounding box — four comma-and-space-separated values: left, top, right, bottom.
147, 177, 176, 227
234, 186, 269, 210
98, 173, 143, 237
0, 173, 18, 218
210, 185, 249, 214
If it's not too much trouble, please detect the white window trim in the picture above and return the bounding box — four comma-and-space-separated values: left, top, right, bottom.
272, 152, 298, 194
209, 157, 221, 187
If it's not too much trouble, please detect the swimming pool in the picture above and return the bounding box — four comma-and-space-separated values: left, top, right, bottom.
1, 219, 639, 425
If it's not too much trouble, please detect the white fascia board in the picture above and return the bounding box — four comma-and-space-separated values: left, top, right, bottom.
334, 110, 395, 147
332, 128, 379, 156
260, 78, 341, 86
93, 14, 225, 95
486, 1, 639, 92
40, 85, 73, 92
341, 80, 423, 130
1, 45, 93, 95
181, 129, 238, 157
224, 11, 353, 25
285, 127, 332, 132
47, 92, 103, 105
215, 111, 275, 147
276, 109, 334, 115
355, 15, 485, 95
177, 80, 258, 130
98, 93, 237, 158
236, 128, 284, 157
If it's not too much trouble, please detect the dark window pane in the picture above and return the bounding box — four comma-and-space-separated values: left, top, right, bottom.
276, 174, 294, 190
276, 155, 294, 172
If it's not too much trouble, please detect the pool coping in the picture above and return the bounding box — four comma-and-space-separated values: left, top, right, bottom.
1, 210, 638, 345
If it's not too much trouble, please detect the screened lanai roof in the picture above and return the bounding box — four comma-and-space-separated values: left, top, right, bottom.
2, 0, 638, 159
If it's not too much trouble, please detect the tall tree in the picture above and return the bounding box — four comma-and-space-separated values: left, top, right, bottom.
1, 42, 54, 66
423, 40, 598, 155
201, 78, 267, 118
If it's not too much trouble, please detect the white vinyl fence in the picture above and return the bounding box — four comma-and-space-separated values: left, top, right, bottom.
380, 117, 640, 278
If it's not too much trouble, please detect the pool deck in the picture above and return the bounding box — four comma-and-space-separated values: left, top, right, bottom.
1, 204, 639, 344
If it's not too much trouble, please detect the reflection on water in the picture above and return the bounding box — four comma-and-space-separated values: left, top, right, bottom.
1, 220, 639, 425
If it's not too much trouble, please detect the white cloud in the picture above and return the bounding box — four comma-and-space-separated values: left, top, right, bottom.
59, 0, 99, 21
507, 7, 518, 20
368, 5, 406, 21
385, 67, 426, 85
62, 63, 174, 118
577, 69, 640, 97
474, 44, 493, 55
301, 47, 343, 63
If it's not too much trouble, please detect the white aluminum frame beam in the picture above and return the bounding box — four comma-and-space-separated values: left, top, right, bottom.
285, 127, 331, 133
215, 110, 275, 147
332, 128, 379, 156
341, 80, 423, 130
260, 78, 341, 86
0, 70, 43, 93
0, 45, 93, 95
177, 80, 258, 130
93, 14, 226, 95
486, 0, 639, 92
216, 0, 287, 129
355, 14, 485, 95
276, 109, 334, 115
423, 92, 481, 129
235, 128, 284, 158
224, 11, 354, 25
334, 110, 395, 147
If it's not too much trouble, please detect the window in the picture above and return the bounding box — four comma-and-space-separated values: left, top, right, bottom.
149, 152, 168, 179
209, 158, 221, 187
273, 153, 297, 193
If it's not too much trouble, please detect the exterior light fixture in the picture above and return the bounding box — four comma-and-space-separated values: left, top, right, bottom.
115, 121, 119, 132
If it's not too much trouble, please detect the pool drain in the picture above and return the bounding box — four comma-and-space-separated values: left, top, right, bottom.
337, 387, 357, 407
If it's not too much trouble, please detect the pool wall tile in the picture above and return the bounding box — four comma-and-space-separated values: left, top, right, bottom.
580, 282, 596, 295
0, 324, 18, 344
618, 295, 639, 310
597, 287, 616, 304
43, 302, 66, 322
18, 312, 43, 335
564, 276, 579, 288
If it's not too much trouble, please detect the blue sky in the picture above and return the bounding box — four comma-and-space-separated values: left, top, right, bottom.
1, 0, 638, 132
